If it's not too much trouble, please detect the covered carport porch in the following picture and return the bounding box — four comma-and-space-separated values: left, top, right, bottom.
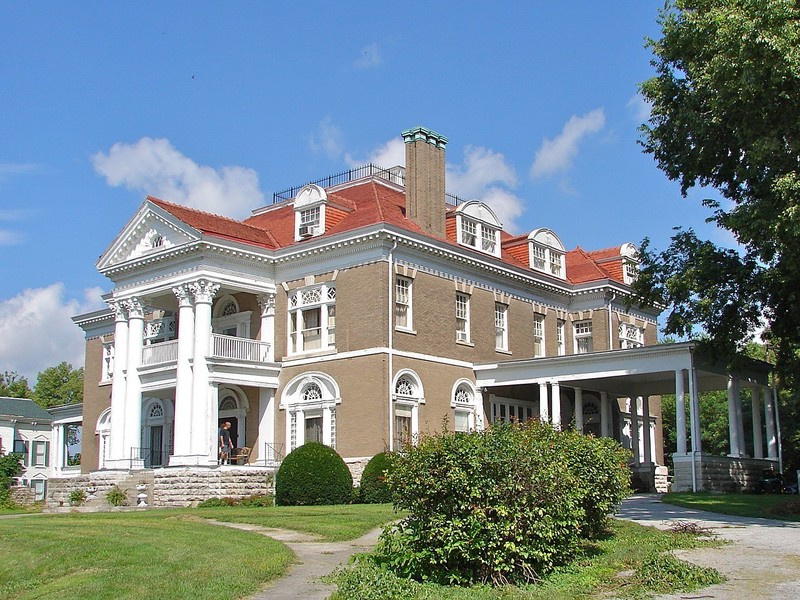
473, 341, 778, 493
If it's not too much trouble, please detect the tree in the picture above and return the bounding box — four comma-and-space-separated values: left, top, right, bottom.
0, 371, 31, 398
636, 1, 800, 478
32, 362, 83, 408
636, 0, 800, 380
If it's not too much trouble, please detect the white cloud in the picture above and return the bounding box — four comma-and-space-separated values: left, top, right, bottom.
627, 93, 652, 122
530, 107, 606, 178
0, 284, 105, 381
92, 138, 265, 220
355, 43, 381, 69
0, 163, 38, 181
447, 146, 524, 233
345, 137, 406, 169
308, 117, 344, 160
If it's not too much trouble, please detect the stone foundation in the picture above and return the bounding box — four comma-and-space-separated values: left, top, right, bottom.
9, 485, 35, 506
344, 456, 371, 486
672, 453, 778, 492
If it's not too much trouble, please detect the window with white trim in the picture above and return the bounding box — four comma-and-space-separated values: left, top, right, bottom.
393, 373, 423, 449
288, 284, 336, 354
533, 313, 545, 358
574, 320, 593, 354
452, 382, 477, 432
456, 293, 470, 343
293, 184, 327, 240
455, 201, 502, 257
32, 440, 49, 467
549, 251, 564, 277
14, 439, 28, 466
101, 342, 114, 382
481, 225, 497, 253
461, 218, 477, 247
624, 260, 639, 284
490, 398, 535, 424
395, 276, 412, 330
556, 320, 566, 356
531, 244, 546, 270
284, 376, 340, 451
495, 303, 508, 351
619, 322, 645, 349
528, 229, 567, 280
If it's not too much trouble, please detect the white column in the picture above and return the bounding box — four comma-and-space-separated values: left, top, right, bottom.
751, 385, 764, 459
123, 297, 145, 468
539, 382, 549, 423
735, 378, 746, 456
189, 279, 219, 462
600, 391, 611, 437
675, 369, 688, 454
258, 292, 276, 361
641, 395, 652, 465
551, 381, 561, 429
764, 387, 778, 459
208, 384, 219, 464
107, 300, 129, 467
169, 285, 196, 465
574, 387, 584, 432
258, 388, 276, 465
690, 366, 702, 453
727, 376, 742, 457
630, 397, 640, 465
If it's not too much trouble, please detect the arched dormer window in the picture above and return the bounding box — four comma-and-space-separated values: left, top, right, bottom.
294, 184, 328, 241
528, 228, 566, 279
621, 242, 639, 284
455, 201, 502, 257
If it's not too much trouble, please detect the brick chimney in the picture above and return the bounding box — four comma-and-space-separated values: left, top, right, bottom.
402, 126, 448, 237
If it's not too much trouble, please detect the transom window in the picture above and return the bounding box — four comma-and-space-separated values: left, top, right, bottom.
574, 320, 593, 354
533, 313, 545, 358
495, 303, 508, 351
395, 276, 412, 330
456, 293, 470, 343
395, 376, 415, 397
288, 284, 336, 354
302, 383, 322, 402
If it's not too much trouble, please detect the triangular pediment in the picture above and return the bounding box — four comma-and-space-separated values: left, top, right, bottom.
97, 200, 201, 271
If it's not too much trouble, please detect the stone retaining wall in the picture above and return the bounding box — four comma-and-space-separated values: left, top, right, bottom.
673, 453, 778, 492
153, 467, 275, 507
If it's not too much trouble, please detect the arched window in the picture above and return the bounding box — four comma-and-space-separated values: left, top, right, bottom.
451, 380, 481, 432
280, 373, 341, 451
392, 371, 424, 449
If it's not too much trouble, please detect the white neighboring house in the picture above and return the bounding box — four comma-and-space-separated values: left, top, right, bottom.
0, 398, 83, 502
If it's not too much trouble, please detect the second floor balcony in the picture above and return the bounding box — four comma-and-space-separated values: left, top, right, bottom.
141, 334, 271, 368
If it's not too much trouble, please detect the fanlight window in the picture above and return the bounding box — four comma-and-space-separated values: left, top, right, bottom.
220, 396, 238, 411
148, 403, 164, 418
302, 383, 323, 402
395, 377, 415, 397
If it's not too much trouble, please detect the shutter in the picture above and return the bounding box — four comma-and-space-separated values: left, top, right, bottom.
44, 441, 50, 467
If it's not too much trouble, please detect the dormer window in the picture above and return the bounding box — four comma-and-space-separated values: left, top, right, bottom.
455, 200, 502, 258
621, 243, 639, 284
528, 228, 566, 280
294, 184, 327, 241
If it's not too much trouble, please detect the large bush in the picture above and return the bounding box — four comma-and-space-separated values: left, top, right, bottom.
378, 421, 630, 586
275, 442, 353, 506
0, 453, 23, 507
359, 452, 393, 504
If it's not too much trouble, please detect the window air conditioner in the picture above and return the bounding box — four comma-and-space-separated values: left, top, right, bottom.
298, 225, 315, 237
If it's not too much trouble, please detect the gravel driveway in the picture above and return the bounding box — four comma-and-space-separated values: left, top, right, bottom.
617, 494, 800, 599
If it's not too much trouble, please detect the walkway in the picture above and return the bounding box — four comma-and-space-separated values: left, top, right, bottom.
208, 521, 382, 600
617, 494, 800, 600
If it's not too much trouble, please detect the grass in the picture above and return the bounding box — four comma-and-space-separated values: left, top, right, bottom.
329, 519, 724, 599
193, 502, 401, 541
0, 503, 401, 599
663, 492, 800, 521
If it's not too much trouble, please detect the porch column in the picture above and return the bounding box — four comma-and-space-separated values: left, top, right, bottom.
107, 300, 129, 467
629, 397, 640, 465
641, 395, 652, 465
688, 366, 702, 452
258, 292, 276, 362
257, 388, 276, 465
189, 279, 219, 462
539, 382, 549, 423
169, 285, 196, 465
208, 383, 220, 463
675, 369, 687, 454
600, 391, 611, 437
574, 387, 583, 432
550, 381, 561, 429
751, 385, 764, 459
735, 378, 747, 457
727, 376, 742, 457
764, 387, 778, 459
123, 297, 145, 468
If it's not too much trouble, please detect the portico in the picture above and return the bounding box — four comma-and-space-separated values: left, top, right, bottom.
474, 341, 778, 492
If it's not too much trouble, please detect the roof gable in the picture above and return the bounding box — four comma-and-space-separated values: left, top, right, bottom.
0, 397, 53, 421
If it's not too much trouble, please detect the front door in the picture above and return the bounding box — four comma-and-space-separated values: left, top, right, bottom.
149, 425, 163, 466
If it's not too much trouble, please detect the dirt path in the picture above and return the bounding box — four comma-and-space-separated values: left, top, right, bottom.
206, 520, 381, 600
617, 494, 800, 600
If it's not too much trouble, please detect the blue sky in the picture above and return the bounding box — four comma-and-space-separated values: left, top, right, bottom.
0, 2, 725, 381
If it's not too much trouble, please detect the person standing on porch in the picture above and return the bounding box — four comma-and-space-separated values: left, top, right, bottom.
219, 421, 233, 464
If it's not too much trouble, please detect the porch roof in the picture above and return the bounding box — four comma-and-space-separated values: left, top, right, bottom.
473, 341, 772, 397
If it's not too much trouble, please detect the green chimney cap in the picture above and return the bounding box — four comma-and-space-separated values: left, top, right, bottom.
401, 126, 448, 148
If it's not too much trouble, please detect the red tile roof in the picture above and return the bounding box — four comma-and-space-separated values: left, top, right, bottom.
149, 179, 627, 286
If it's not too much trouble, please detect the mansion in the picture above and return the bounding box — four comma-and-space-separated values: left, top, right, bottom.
65, 126, 780, 504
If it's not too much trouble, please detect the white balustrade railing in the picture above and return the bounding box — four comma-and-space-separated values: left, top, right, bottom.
211, 334, 270, 362
141, 339, 179, 366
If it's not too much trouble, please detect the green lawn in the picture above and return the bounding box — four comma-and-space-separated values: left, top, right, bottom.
662, 492, 800, 521
329, 518, 724, 599
0, 504, 400, 600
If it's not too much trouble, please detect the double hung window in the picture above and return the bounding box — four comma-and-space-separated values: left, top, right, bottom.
288, 284, 336, 354
495, 303, 508, 351
395, 276, 412, 330
533, 314, 545, 357
574, 321, 593, 354
456, 293, 470, 342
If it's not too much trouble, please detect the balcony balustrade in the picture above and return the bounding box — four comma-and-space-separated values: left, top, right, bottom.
140, 334, 271, 367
